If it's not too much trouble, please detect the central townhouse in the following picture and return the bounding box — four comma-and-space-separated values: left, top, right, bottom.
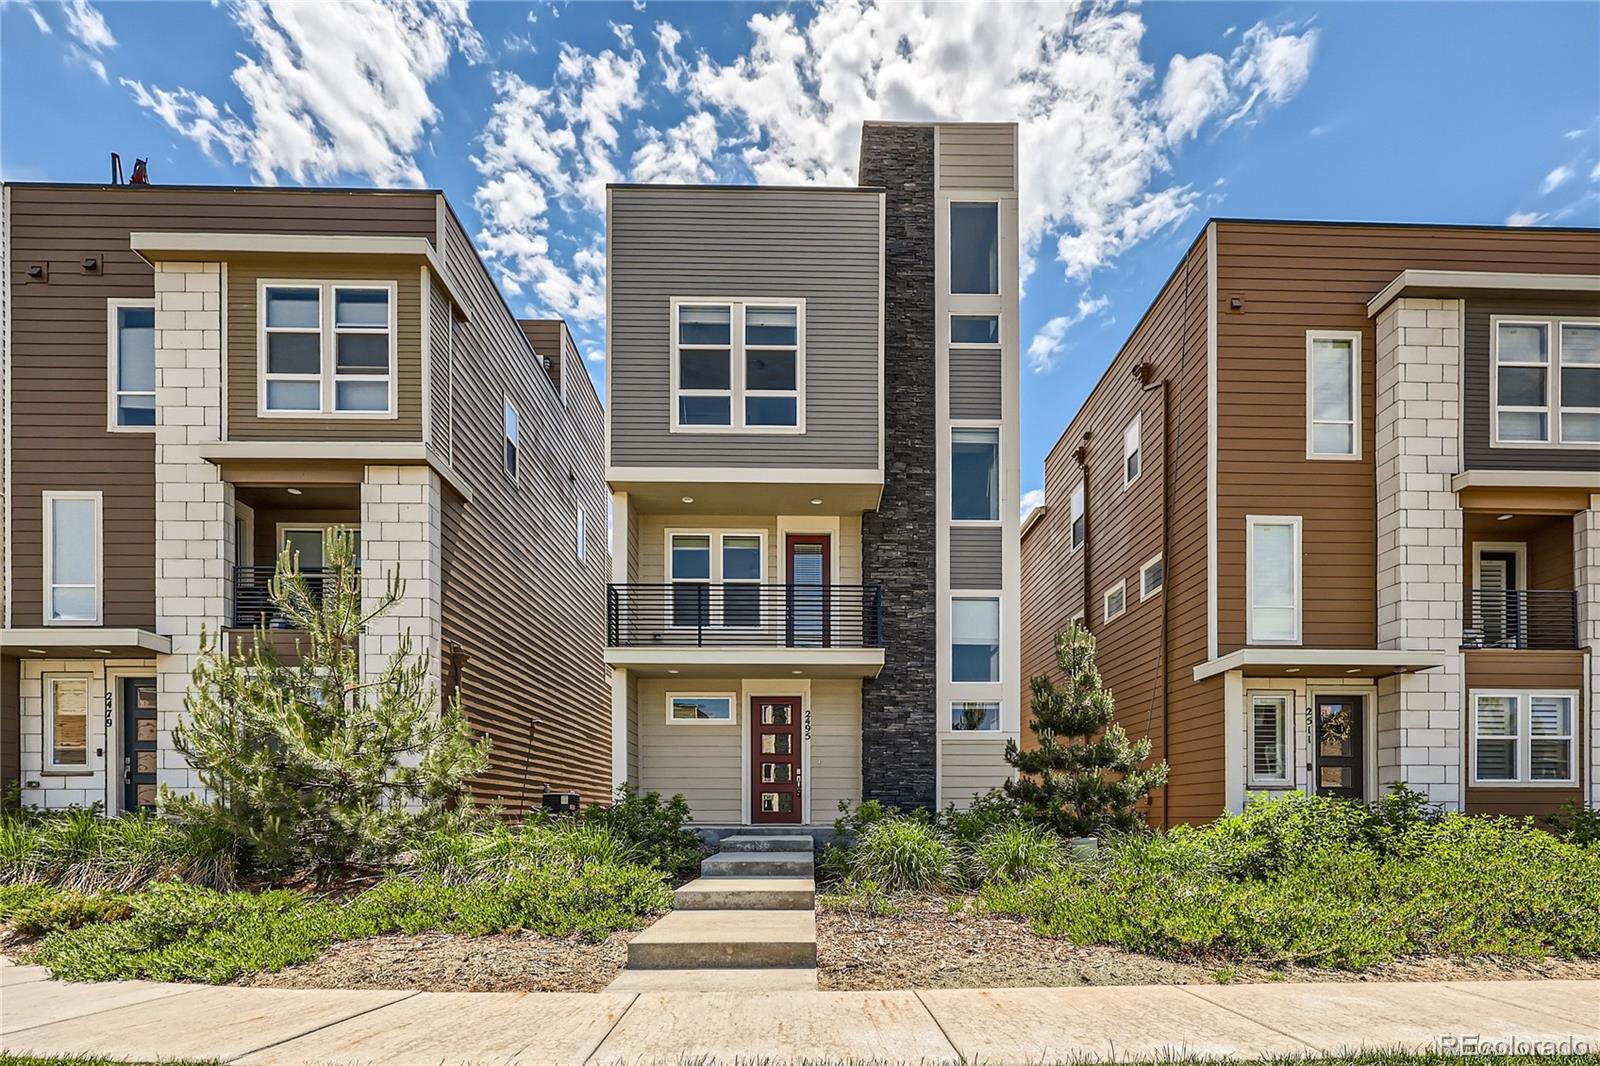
1023, 219, 1600, 823
605, 122, 1022, 825
1, 182, 610, 813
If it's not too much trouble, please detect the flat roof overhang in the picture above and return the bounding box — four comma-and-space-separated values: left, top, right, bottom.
2, 628, 172, 658
1194, 647, 1450, 681
604, 647, 885, 679
607, 467, 884, 514
1367, 269, 1600, 318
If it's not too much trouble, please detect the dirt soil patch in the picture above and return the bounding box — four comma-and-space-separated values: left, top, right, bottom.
817, 900, 1600, 990
243, 930, 635, 993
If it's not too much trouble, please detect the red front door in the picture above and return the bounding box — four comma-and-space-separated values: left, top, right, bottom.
750, 696, 803, 824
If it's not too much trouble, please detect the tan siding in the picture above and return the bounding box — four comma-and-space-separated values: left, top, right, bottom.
809, 680, 862, 821
936, 124, 1017, 192
941, 735, 1013, 807
634, 515, 783, 584
950, 526, 1002, 589
636, 678, 742, 823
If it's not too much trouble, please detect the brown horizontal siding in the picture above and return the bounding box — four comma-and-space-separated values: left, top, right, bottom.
1463, 649, 1584, 820
4, 184, 436, 629
0, 655, 19, 791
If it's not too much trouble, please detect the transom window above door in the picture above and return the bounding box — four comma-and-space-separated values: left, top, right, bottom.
260, 281, 395, 416
671, 299, 804, 432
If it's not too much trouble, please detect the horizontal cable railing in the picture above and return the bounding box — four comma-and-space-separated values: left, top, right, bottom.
1462, 588, 1579, 650
232, 566, 339, 629
607, 583, 885, 649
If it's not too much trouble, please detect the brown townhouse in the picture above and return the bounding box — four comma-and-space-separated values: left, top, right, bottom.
1023, 219, 1600, 824
0, 181, 610, 814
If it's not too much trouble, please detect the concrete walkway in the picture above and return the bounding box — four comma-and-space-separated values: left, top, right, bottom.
2, 960, 1596, 1065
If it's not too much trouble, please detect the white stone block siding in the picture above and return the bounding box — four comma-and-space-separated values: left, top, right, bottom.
1577, 501, 1600, 808
151, 262, 227, 798
17, 658, 157, 810
360, 465, 443, 692
1373, 298, 1464, 806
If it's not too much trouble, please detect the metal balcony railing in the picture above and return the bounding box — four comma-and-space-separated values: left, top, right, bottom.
1462, 588, 1579, 650
607, 583, 886, 649
232, 566, 339, 629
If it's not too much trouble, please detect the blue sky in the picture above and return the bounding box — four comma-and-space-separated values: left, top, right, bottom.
4, 1, 1598, 510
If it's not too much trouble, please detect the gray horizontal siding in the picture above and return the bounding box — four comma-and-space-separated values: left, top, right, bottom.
608, 187, 882, 470
950, 347, 1002, 419
950, 526, 1002, 589
1463, 295, 1600, 472
937, 125, 1016, 193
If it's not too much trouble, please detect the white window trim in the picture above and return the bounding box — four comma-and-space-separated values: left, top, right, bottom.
1246, 690, 1293, 788
1140, 553, 1164, 601
949, 699, 1003, 732
106, 298, 156, 433
950, 594, 1003, 686
665, 691, 739, 726
1556, 319, 1600, 447
664, 528, 769, 630
949, 421, 1002, 526
1305, 329, 1361, 460
1122, 414, 1142, 489
949, 312, 1002, 348
44, 673, 93, 773
1102, 579, 1127, 623
503, 395, 521, 482
1246, 514, 1302, 646
1489, 316, 1555, 448
257, 279, 398, 419
949, 200, 1002, 297
1470, 689, 1578, 787
668, 297, 806, 434
42, 490, 103, 627
1068, 482, 1085, 552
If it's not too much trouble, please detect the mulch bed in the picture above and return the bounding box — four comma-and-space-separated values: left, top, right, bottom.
241, 929, 635, 993
816, 899, 1600, 990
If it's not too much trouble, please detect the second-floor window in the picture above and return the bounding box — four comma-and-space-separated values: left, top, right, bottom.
669, 531, 765, 628
1494, 320, 1550, 444
1069, 483, 1085, 550
1307, 331, 1359, 458
950, 202, 1000, 295
108, 300, 156, 429
952, 596, 1000, 682
1247, 514, 1301, 644
1559, 322, 1600, 444
952, 427, 1000, 521
261, 282, 394, 416
43, 491, 101, 625
1123, 415, 1141, 487
672, 300, 803, 431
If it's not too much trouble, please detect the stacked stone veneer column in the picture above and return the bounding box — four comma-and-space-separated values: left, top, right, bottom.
359, 466, 443, 696
1374, 297, 1464, 807
1576, 502, 1600, 808
152, 262, 229, 798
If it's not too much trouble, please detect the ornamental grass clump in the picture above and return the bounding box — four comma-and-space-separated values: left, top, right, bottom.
848, 817, 960, 892
0, 807, 234, 892
970, 822, 1066, 884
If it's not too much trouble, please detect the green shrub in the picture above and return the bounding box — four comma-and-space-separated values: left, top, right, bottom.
1547, 801, 1600, 847
970, 823, 1065, 883
937, 789, 1019, 845
580, 785, 704, 882
0, 809, 235, 892
8, 890, 131, 936
848, 817, 958, 892
0, 882, 55, 921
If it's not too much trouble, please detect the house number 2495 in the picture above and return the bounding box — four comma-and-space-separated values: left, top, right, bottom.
803, 709, 812, 741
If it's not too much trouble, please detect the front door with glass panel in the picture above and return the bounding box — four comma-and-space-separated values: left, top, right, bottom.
786, 535, 830, 648
121, 678, 158, 812
751, 697, 802, 824
1474, 549, 1521, 647
1314, 694, 1365, 800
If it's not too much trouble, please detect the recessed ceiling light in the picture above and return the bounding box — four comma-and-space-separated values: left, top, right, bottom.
1496, 513, 1513, 521
667, 669, 679, 675
1345, 668, 1361, 674
810, 498, 823, 506
1284, 668, 1300, 674
681, 496, 694, 504
93, 649, 112, 655
286, 487, 303, 496
791, 669, 803, 675
28, 649, 46, 655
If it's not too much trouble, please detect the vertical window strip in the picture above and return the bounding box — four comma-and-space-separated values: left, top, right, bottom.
1247, 515, 1301, 644
951, 427, 1000, 521
503, 397, 520, 480
1069, 483, 1085, 549
110, 301, 156, 428
44, 492, 101, 625
1123, 415, 1141, 486
1494, 320, 1551, 444
47, 676, 90, 770
1307, 332, 1358, 457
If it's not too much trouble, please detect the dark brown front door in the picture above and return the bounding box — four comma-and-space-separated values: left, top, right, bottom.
121, 677, 158, 812
786, 535, 831, 648
751, 696, 802, 824
1314, 694, 1365, 800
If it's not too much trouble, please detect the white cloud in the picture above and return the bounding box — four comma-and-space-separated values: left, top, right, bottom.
1026, 293, 1110, 373
1540, 165, 1573, 196
655, 21, 687, 92
63, 0, 114, 51
1158, 53, 1228, 143
1020, 488, 1046, 521
1225, 21, 1318, 127
631, 112, 719, 184
1592, 160, 1600, 182
1506, 211, 1545, 227
68, 46, 107, 82
8, 0, 52, 35
124, 0, 482, 186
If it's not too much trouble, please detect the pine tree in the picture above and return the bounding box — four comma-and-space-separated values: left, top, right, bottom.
166, 528, 489, 882
1004, 621, 1168, 836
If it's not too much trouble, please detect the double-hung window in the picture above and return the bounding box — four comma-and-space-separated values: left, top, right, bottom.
1307, 331, 1359, 458
669, 531, 764, 628
952, 597, 1000, 682
1069, 483, 1085, 550
1472, 692, 1576, 785
1248, 693, 1291, 786
1558, 322, 1600, 443
950, 203, 1000, 295
1247, 515, 1301, 644
1123, 415, 1141, 486
1494, 320, 1551, 444
46, 675, 90, 771
672, 300, 803, 431
261, 282, 394, 415
951, 427, 1000, 521
43, 491, 101, 625
108, 300, 156, 429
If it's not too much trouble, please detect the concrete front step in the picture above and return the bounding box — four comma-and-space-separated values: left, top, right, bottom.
626, 910, 816, 969
605, 967, 818, 991
700, 851, 814, 878
674, 877, 815, 911
716, 834, 815, 854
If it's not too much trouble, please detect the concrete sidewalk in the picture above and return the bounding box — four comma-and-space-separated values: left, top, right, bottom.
2, 961, 1596, 1064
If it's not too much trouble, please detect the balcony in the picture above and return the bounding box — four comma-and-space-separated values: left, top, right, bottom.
604, 583, 887, 678
1462, 589, 1579, 650
232, 565, 338, 629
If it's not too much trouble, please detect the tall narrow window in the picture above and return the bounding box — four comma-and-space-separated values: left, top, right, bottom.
1069, 483, 1085, 550
744, 307, 799, 427
952, 428, 1000, 521
676, 304, 733, 427
332, 287, 391, 413
1248, 694, 1290, 786
950, 203, 1000, 294
1247, 515, 1301, 644
670, 534, 712, 627
46, 676, 90, 770
263, 286, 322, 412
43, 492, 100, 625
1103, 580, 1126, 622
109, 301, 156, 428
721, 534, 763, 627
1559, 323, 1600, 444
503, 398, 520, 480
575, 505, 586, 562
952, 597, 1000, 682
1123, 415, 1141, 486
1307, 331, 1359, 458
1495, 321, 1551, 443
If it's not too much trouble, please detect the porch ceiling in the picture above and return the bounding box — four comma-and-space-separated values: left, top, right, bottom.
1, 628, 171, 658
1193, 647, 1450, 681
604, 646, 885, 678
